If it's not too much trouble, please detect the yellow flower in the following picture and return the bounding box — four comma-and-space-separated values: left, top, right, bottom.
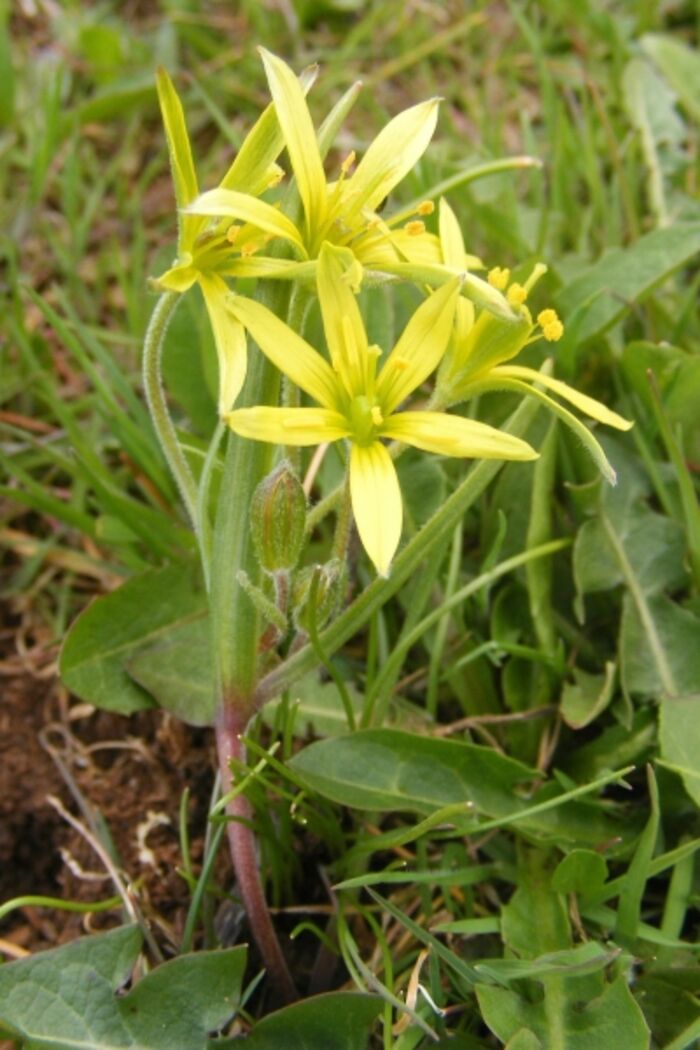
153, 67, 309, 413
223, 244, 537, 576
434, 200, 633, 483
185, 51, 515, 322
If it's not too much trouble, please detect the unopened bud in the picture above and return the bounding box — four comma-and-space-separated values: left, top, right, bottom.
250, 461, 307, 572
292, 558, 347, 633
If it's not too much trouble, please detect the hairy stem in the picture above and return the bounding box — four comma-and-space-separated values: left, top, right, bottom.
142, 292, 198, 528
215, 705, 297, 1002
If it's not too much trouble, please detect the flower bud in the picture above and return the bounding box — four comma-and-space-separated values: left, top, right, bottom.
292, 559, 348, 633
250, 461, 307, 573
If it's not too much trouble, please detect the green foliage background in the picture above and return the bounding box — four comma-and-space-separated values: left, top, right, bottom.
1, 0, 700, 1046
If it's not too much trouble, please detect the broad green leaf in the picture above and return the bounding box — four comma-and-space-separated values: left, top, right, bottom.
476, 975, 650, 1050
551, 849, 608, 897
396, 454, 447, 529
289, 730, 627, 845
128, 616, 215, 726
622, 57, 685, 226
0, 926, 247, 1049
555, 223, 700, 345
478, 848, 649, 1046
573, 503, 687, 616
620, 593, 700, 700
214, 992, 382, 1050
60, 562, 206, 715
641, 33, 700, 123
560, 663, 616, 729
621, 340, 700, 459
659, 694, 700, 806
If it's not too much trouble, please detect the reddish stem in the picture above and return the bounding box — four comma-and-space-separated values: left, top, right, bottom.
215, 704, 298, 1003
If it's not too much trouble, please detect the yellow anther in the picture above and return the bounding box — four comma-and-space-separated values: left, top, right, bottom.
416, 200, 435, 216
241, 242, 260, 257
488, 266, 510, 290
226, 224, 241, 244
507, 283, 527, 306
404, 220, 426, 236
542, 318, 564, 342
266, 168, 285, 188
371, 406, 384, 426
537, 308, 558, 327
341, 150, 356, 175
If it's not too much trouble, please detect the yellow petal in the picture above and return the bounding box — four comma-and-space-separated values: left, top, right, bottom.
376, 277, 461, 414
156, 67, 203, 251
343, 99, 439, 219
225, 406, 349, 445
374, 262, 516, 321
220, 256, 316, 281
156, 67, 198, 207
152, 261, 199, 293
470, 374, 619, 484
220, 65, 317, 195
493, 365, 633, 431
198, 273, 247, 414
259, 48, 327, 236
349, 442, 402, 577
354, 227, 443, 267
225, 295, 339, 409
317, 243, 370, 398
381, 411, 538, 461
185, 188, 306, 255
438, 198, 465, 270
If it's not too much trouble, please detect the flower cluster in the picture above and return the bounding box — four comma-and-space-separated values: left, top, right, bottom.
155, 51, 631, 575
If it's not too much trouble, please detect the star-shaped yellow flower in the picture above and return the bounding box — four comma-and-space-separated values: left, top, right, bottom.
433, 199, 633, 482
153, 66, 309, 413
223, 244, 537, 576
185, 51, 514, 322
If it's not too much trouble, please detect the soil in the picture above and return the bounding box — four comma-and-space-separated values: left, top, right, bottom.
0, 662, 218, 960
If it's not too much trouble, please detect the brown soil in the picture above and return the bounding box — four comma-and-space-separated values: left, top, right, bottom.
0, 666, 218, 959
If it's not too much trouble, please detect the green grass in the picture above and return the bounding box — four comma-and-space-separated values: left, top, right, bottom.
2, 1, 700, 1047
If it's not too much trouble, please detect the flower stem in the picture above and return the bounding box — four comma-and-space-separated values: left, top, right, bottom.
215, 704, 297, 1002
142, 292, 198, 529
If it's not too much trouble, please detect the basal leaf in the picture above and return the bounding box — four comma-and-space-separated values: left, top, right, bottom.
641, 33, 700, 123
659, 694, 700, 807
620, 593, 700, 700
214, 992, 382, 1050
288, 730, 627, 846
476, 975, 649, 1050
128, 615, 216, 726
0, 926, 247, 1049
555, 223, 700, 345
60, 561, 207, 715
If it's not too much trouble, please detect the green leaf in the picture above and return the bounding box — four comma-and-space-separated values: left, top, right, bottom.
555, 223, 700, 345
288, 730, 627, 846
641, 33, 700, 123
620, 593, 700, 700
560, 663, 616, 729
214, 992, 382, 1050
476, 942, 616, 986
574, 504, 687, 611
60, 562, 207, 716
127, 616, 216, 726
476, 975, 650, 1050
551, 849, 608, 897
396, 454, 447, 529
0, 926, 247, 1049
659, 694, 700, 806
